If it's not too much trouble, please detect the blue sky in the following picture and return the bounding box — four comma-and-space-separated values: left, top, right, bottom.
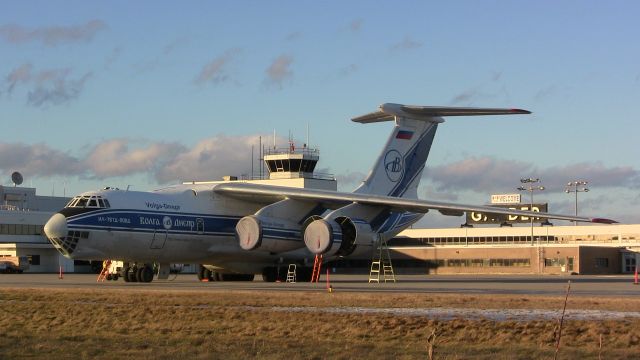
1, 1, 639, 225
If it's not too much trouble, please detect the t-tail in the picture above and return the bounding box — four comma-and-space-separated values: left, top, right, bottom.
352, 103, 531, 198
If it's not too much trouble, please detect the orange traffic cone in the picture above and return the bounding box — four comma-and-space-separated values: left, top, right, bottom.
634, 267, 638, 285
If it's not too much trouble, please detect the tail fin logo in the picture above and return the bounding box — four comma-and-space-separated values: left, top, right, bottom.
384, 150, 404, 182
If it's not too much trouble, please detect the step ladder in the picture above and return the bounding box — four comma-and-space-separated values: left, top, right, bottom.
310, 254, 323, 283
96, 260, 112, 282
286, 264, 297, 283
369, 237, 396, 283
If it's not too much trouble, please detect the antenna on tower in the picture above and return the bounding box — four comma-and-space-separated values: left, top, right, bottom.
306, 122, 310, 148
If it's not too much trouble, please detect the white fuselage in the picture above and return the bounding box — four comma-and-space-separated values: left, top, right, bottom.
47, 184, 314, 273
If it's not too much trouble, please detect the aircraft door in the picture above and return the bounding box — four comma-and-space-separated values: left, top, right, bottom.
150, 230, 168, 249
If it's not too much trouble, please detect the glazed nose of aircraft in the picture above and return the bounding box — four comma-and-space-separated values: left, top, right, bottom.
44, 213, 68, 239
44, 213, 76, 256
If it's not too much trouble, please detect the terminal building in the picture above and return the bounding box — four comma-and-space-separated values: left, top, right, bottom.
0, 183, 72, 272
390, 224, 640, 275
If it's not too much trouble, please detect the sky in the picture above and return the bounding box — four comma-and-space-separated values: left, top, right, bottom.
1, 1, 639, 226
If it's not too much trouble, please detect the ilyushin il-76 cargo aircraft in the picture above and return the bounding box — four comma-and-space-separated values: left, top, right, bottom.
43, 103, 615, 282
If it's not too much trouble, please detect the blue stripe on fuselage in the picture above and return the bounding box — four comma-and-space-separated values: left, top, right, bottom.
67, 209, 239, 234
65, 209, 325, 243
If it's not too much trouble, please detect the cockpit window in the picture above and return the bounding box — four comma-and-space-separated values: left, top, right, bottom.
65, 195, 111, 209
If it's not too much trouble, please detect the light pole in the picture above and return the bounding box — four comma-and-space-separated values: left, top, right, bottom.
565, 180, 589, 226
518, 178, 545, 246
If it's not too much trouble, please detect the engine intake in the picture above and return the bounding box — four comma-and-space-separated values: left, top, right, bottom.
236, 215, 304, 253
303, 217, 376, 257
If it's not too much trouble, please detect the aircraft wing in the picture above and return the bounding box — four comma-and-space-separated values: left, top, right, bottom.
213, 182, 616, 224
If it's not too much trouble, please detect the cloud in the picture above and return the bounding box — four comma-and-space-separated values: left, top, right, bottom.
264, 54, 293, 89
425, 156, 533, 193
0, 143, 82, 177
389, 36, 422, 52
27, 71, 92, 107
84, 139, 186, 179
540, 162, 640, 192
0, 135, 297, 184
0, 20, 107, 46
424, 156, 640, 194
422, 186, 459, 202
4, 63, 33, 94
3, 63, 92, 107
335, 171, 367, 188
194, 48, 242, 85
155, 135, 274, 183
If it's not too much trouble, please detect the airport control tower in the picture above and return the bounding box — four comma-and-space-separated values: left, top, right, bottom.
256, 142, 337, 191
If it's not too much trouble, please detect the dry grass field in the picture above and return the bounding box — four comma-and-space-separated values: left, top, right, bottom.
1, 288, 640, 359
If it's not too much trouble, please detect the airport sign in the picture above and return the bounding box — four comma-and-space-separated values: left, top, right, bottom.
490, 194, 521, 205
467, 203, 549, 225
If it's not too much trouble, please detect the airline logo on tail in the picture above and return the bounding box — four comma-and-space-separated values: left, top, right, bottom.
384, 149, 403, 182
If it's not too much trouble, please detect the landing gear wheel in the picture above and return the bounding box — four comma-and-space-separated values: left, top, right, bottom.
140, 266, 154, 283
123, 266, 130, 282
127, 267, 138, 282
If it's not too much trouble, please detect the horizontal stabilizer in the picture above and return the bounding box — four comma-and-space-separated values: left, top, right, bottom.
352, 103, 531, 123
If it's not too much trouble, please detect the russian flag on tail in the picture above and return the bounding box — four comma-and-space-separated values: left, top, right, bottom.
396, 130, 414, 140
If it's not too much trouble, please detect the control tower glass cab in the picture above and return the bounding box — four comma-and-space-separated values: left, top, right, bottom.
261, 143, 337, 190
263, 144, 320, 179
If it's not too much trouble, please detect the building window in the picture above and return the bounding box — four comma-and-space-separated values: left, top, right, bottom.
624, 257, 636, 273
544, 258, 565, 267
595, 258, 609, 268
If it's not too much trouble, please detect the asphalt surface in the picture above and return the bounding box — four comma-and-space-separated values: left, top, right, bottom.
1, 273, 639, 297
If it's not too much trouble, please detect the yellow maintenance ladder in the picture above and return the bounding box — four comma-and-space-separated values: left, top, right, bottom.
286, 264, 297, 283
369, 237, 395, 283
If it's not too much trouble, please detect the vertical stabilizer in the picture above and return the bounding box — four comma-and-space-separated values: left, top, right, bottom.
352, 103, 530, 198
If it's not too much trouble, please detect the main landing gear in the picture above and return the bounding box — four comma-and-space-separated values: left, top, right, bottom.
197, 265, 255, 282
122, 264, 154, 283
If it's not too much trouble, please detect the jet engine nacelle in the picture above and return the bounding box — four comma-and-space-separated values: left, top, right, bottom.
303, 216, 376, 257
236, 215, 304, 253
